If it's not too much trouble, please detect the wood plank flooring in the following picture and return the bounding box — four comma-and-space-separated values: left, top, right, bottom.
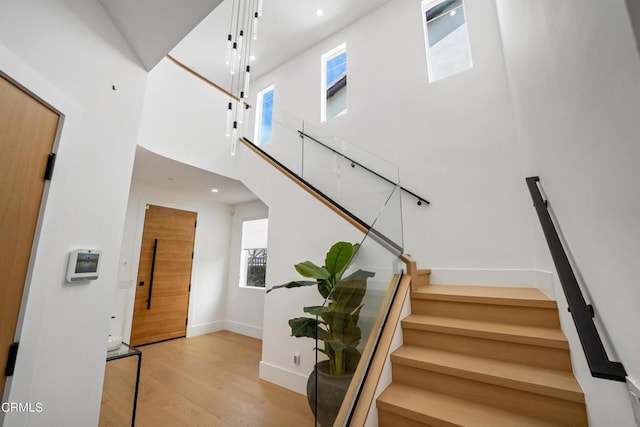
100, 331, 315, 427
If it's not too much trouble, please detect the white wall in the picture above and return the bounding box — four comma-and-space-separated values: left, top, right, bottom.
136, 57, 240, 179
113, 182, 233, 342
231, 0, 544, 396
0, 1, 147, 425
223, 200, 269, 339
247, 0, 534, 281
237, 142, 364, 393
495, 1, 640, 425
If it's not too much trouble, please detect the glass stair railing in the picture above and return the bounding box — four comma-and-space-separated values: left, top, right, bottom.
242, 110, 407, 426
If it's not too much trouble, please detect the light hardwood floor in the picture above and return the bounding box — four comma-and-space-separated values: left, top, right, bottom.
100, 331, 315, 427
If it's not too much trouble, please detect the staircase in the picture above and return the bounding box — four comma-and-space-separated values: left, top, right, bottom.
376, 271, 588, 426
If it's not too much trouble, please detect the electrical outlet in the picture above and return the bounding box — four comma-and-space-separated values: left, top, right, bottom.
628, 376, 640, 426
293, 353, 301, 365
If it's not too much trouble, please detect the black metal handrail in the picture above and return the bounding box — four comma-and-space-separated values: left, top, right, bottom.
241, 137, 403, 254
298, 130, 430, 206
526, 176, 626, 382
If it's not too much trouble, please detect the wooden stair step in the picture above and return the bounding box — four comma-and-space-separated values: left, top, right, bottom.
412, 285, 556, 308
391, 346, 584, 403
402, 315, 569, 349
377, 383, 562, 427
414, 269, 432, 287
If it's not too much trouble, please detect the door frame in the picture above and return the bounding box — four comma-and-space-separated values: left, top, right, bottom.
121, 198, 200, 344
0, 69, 65, 404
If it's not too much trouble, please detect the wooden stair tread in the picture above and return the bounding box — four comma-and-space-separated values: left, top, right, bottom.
402, 315, 569, 349
391, 346, 584, 403
412, 285, 556, 308
377, 383, 562, 426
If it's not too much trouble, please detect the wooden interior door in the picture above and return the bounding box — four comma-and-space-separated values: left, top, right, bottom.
0, 75, 59, 397
130, 205, 196, 346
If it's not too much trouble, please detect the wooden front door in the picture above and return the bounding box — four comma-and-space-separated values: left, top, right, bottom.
130, 205, 196, 346
0, 75, 60, 397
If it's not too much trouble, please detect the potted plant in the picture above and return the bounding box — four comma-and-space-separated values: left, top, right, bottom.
267, 241, 374, 426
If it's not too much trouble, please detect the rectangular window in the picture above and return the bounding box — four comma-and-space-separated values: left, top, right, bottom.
422, 0, 473, 82
254, 85, 274, 145
239, 218, 268, 288
321, 44, 347, 122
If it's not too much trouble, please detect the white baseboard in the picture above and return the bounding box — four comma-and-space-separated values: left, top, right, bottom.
259, 361, 308, 395
224, 321, 263, 339
533, 269, 555, 299
427, 268, 556, 301
187, 320, 224, 338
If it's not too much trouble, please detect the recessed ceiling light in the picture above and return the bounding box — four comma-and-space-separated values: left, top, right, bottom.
449, 10, 457, 16
250, 55, 256, 61
211, 188, 219, 193
316, 9, 324, 17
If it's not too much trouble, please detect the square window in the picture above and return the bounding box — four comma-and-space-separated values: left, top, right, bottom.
422, 0, 473, 82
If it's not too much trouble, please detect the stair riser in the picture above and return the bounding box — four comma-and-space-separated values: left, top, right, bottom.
402, 329, 573, 371
416, 271, 431, 287
378, 409, 438, 427
411, 300, 560, 328
392, 364, 587, 426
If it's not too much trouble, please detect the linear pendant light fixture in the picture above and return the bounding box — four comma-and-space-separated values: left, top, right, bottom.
226, 0, 261, 155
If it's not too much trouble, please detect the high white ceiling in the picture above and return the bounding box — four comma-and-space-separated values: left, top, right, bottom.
172, 0, 392, 86
132, 146, 258, 205
99, 0, 224, 70
106, 0, 393, 84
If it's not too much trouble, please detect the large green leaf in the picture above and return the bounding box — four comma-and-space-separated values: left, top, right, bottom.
303, 305, 331, 316
289, 317, 333, 341
325, 340, 348, 353
288, 317, 318, 339
324, 242, 355, 278
294, 261, 330, 280
341, 325, 362, 347
317, 278, 332, 299
332, 269, 374, 312
266, 280, 317, 293
344, 347, 362, 373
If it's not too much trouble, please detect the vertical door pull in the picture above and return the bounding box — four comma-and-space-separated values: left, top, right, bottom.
5, 342, 19, 376
147, 239, 158, 310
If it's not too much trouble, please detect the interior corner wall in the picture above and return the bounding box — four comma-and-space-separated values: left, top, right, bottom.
0, 1, 147, 425
113, 182, 233, 344
223, 200, 269, 339
495, 1, 640, 424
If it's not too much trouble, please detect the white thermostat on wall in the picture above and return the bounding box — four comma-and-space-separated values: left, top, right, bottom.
66, 249, 102, 283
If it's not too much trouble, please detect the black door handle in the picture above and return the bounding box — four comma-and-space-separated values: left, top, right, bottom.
147, 238, 158, 310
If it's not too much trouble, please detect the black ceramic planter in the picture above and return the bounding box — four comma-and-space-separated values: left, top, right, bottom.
306, 360, 354, 427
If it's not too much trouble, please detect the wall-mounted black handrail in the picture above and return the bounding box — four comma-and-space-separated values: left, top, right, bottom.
526, 176, 626, 382
241, 137, 403, 254
298, 130, 430, 206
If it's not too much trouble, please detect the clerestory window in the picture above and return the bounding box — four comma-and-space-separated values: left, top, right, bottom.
254, 85, 274, 145
422, 0, 473, 82
321, 44, 347, 122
